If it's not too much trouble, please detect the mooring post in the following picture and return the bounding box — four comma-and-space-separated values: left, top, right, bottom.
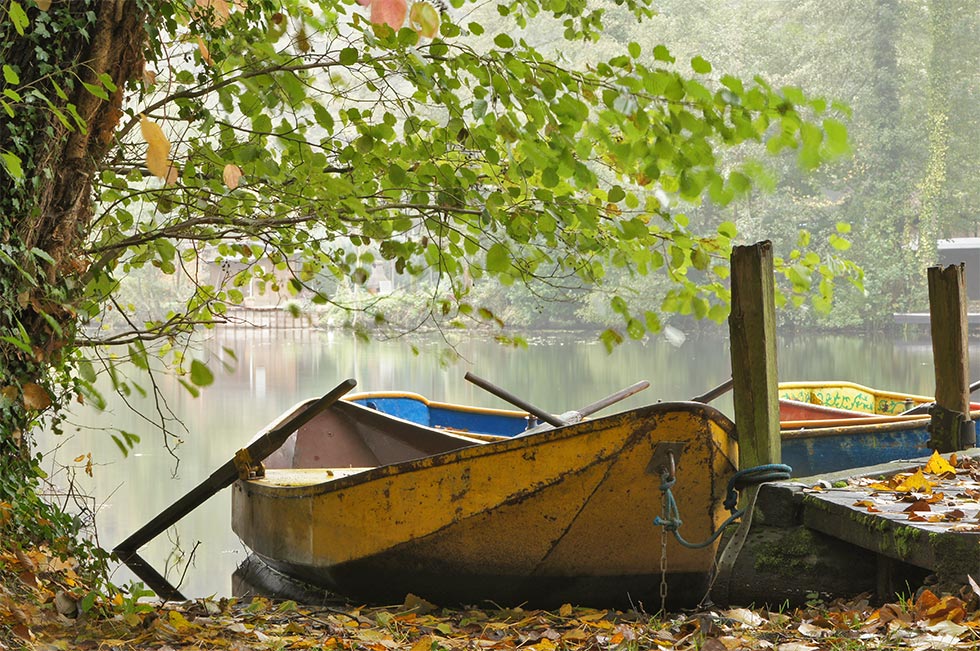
927, 264, 974, 451
728, 241, 780, 468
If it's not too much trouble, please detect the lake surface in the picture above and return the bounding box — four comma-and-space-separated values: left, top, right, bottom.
37, 326, 959, 598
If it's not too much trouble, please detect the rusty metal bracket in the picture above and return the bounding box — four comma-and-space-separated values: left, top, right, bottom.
233, 447, 265, 480
646, 441, 687, 477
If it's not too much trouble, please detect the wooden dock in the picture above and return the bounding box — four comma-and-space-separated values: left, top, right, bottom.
717, 450, 980, 607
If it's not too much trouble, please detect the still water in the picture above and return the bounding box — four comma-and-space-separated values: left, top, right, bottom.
37, 326, 957, 598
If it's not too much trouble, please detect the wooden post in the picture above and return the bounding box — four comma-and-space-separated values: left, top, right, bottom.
728, 241, 780, 468
927, 264, 972, 451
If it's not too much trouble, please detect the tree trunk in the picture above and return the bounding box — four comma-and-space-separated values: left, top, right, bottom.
0, 0, 146, 452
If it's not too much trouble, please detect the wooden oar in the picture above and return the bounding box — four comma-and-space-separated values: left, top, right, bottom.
464, 373, 650, 428
899, 378, 980, 416
114, 378, 357, 600
464, 372, 565, 427
567, 380, 650, 419
691, 377, 735, 404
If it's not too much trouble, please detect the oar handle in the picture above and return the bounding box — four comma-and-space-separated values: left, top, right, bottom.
464, 372, 565, 427
900, 378, 980, 416
692, 377, 735, 404
575, 380, 650, 417
114, 378, 356, 563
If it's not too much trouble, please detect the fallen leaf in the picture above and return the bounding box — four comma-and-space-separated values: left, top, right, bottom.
894, 469, 934, 494
903, 500, 932, 513
924, 451, 956, 476
853, 500, 879, 512
777, 643, 819, 651
724, 607, 766, 628
796, 621, 831, 637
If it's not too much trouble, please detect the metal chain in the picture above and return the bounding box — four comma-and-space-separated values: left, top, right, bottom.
659, 483, 669, 614
657, 451, 675, 614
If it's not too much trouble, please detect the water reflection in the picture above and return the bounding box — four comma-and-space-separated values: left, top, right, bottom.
37, 327, 947, 598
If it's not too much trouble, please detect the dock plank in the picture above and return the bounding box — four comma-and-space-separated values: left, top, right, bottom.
799, 466, 980, 582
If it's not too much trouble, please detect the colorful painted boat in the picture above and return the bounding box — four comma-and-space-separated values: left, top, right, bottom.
778, 381, 980, 476
346, 383, 978, 477
233, 398, 738, 608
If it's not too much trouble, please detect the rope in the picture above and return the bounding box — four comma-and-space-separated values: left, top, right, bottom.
653, 463, 792, 550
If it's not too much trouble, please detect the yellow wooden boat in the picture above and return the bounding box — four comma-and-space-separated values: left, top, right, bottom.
232, 399, 738, 608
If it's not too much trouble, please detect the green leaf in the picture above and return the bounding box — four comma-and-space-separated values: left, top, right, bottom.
9, 1, 28, 36
1, 151, 24, 179
78, 359, 98, 383
494, 33, 514, 48
82, 79, 108, 101
339, 47, 358, 66
110, 434, 129, 457
653, 45, 674, 63
190, 359, 214, 387
822, 117, 850, 156
717, 221, 737, 239
2, 64, 19, 85
599, 328, 624, 352
691, 56, 711, 74
485, 243, 511, 273
607, 185, 625, 203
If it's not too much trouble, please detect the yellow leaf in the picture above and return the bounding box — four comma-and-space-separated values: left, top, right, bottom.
559, 603, 573, 617
408, 1, 439, 38
893, 469, 934, 494
924, 450, 956, 476
409, 635, 433, 651
223, 163, 243, 190
169, 609, 194, 630
22, 383, 51, 411
73, 454, 86, 463
197, 37, 214, 65
140, 116, 172, 180
35, 0, 51, 10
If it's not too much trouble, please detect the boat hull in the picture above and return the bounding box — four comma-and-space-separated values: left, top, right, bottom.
232, 402, 737, 608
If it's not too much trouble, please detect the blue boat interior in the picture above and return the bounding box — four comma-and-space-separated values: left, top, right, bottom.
350, 396, 530, 437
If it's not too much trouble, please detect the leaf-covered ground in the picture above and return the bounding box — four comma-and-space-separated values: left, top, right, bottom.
4, 578, 980, 651
6, 452, 980, 650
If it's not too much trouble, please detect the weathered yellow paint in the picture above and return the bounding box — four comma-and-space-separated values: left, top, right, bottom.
232, 402, 738, 596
